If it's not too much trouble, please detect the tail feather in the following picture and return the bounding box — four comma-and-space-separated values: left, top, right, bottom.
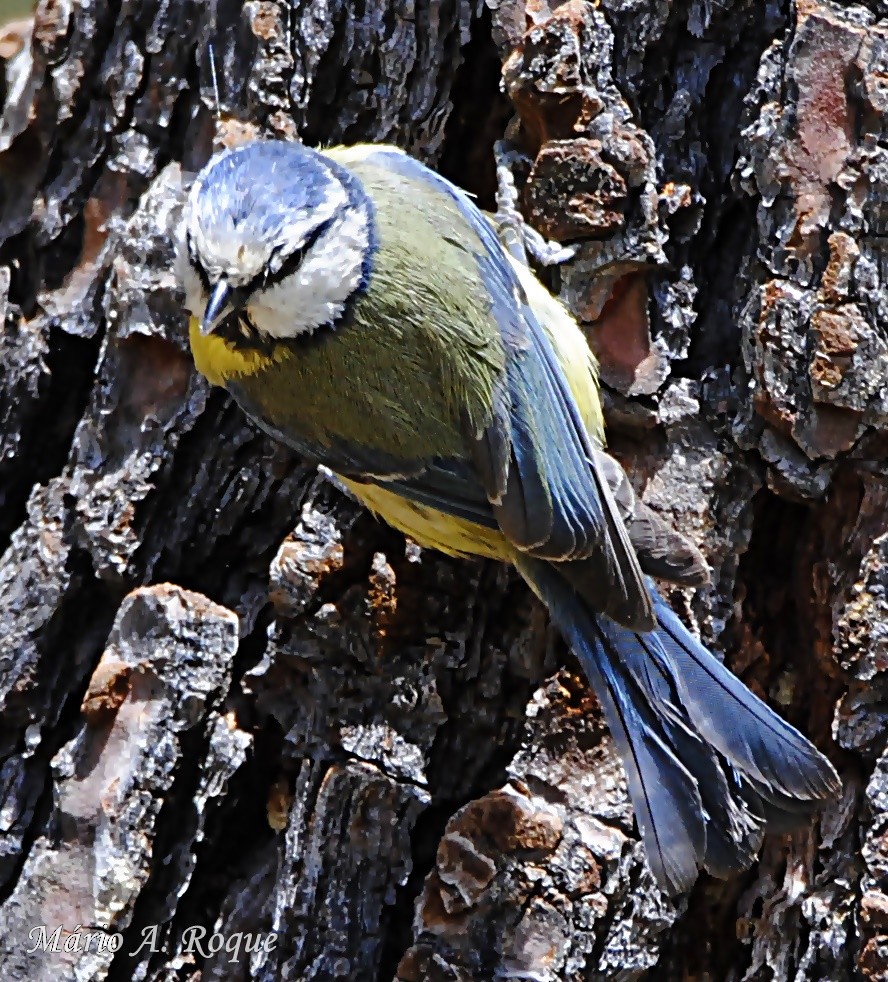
516, 557, 840, 895
595, 615, 769, 878
587, 616, 706, 894
695, 767, 766, 879
592, 610, 766, 891
738, 774, 832, 833
651, 590, 840, 801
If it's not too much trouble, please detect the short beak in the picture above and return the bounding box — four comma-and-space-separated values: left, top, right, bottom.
201, 278, 234, 335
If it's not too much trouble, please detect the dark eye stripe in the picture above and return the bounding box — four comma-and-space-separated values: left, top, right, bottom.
243, 215, 338, 296
189, 213, 338, 307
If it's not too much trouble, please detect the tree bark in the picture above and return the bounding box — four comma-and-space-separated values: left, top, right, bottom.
0, 0, 879, 978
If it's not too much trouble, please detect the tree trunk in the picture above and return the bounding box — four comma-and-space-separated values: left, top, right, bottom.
0, 0, 878, 978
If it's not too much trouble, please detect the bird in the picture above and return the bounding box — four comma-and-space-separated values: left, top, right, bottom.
176, 139, 841, 895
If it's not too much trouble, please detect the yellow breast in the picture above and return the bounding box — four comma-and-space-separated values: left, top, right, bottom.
339, 478, 512, 561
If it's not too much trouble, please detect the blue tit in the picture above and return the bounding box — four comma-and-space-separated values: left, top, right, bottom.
176, 140, 840, 895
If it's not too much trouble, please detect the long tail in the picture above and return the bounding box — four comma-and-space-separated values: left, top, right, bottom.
516, 557, 841, 895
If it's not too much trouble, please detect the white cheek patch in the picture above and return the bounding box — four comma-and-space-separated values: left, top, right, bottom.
174, 235, 206, 318
247, 207, 371, 337
183, 277, 205, 320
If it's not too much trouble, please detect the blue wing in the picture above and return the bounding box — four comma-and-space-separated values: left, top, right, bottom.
356, 149, 653, 630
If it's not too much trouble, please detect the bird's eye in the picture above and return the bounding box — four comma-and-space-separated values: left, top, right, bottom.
253, 222, 330, 293
265, 243, 306, 287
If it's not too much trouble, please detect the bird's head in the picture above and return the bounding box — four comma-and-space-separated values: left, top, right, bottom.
177, 140, 373, 345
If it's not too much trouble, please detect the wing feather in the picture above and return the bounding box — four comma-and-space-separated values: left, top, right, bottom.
358, 148, 652, 629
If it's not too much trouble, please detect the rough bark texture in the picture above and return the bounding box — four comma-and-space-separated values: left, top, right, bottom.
0, 0, 881, 978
